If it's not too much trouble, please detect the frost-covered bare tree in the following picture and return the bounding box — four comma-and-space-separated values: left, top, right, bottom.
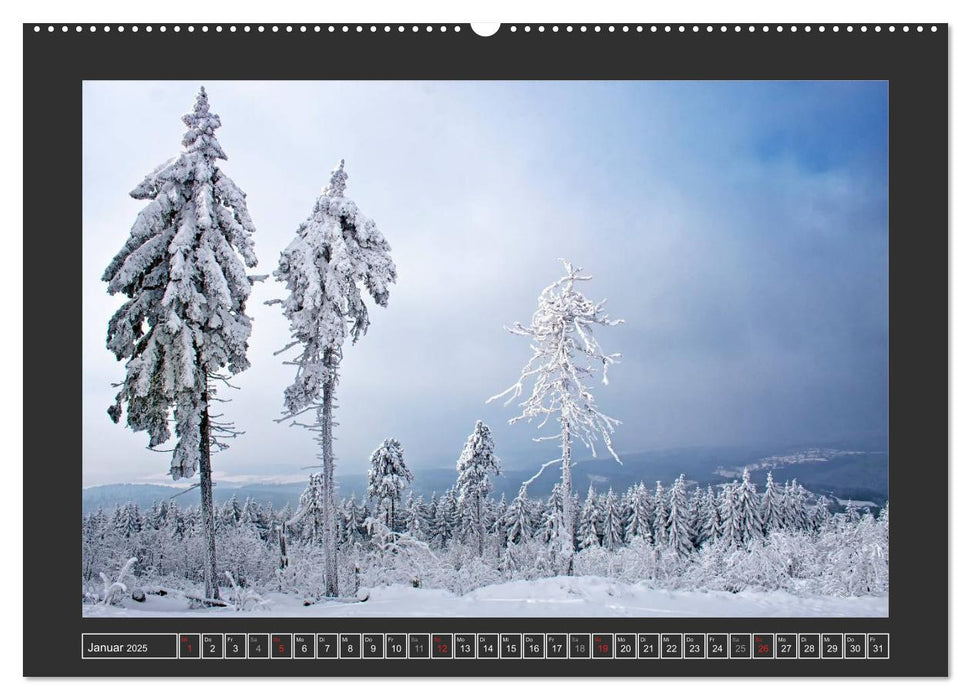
455, 420, 502, 556
489, 260, 623, 573
103, 87, 259, 601
269, 160, 396, 597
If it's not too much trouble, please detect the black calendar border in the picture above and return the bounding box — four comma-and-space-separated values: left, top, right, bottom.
22, 23, 948, 678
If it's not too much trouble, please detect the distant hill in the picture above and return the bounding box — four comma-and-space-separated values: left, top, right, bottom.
82, 441, 888, 513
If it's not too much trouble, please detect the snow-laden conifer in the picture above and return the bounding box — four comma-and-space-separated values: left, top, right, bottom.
505, 484, 535, 545
455, 421, 502, 556
490, 494, 508, 540
489, 260, 623, 572
718, 481, 743, 547
288, 472, 326, 543
760, 471, 784, 533
782, 479, 810, 530
601, 488, 623, 551
698, 485, 721, 544
431, 488, 460, 548
539, 484, 565, 547
103, 87, 259, 601
652, 481, 670, 546
667, 474, 695, 558
688, 486, 704, 546
404, 493, 428, 541
367, 438, 413, 531
578, 485, 603, 550
624, 482, 654, 543
269, 159, 396, 596
737, 468, 764, 543
222, 494, 243, 526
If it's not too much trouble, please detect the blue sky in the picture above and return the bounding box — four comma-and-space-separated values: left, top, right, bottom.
82, 80, 888, 486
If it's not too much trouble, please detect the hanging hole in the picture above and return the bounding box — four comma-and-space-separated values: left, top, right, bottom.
471, 23, 500, 37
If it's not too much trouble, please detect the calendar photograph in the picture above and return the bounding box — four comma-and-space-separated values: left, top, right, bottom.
81, 79, 890, 619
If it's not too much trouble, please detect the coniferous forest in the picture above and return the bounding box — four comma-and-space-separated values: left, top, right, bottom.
84, 471, 888, 613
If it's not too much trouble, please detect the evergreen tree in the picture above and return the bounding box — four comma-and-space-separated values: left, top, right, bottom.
353, 495, 371, 541
424, 493, 441, 545
624, 482, 654, 543
687, 486, 704, 546
698, 485, 720, 544
223, 494, 243, 526
489, 261, 623, 572
667, 474, 695, 558
103, 87, 259, 600
269, 159, 396, 597
540, 484, 564, 546
404, 493, 428, 541
455, 421, 502, 556
431, 488, 460, 548
809, 496, 831, 531
245, 499, 271, 540
367, 438, 412, 531
288, 472, 326, 543
738, 468, 764, 543
113, 503, 142, 538
336, 496, 355, 545
505, 484, 535, 545
782, 479, 810, 531
652, 481, 669, 546
145, 500, 169, 530
601, 488, 623, 551
578, 485, 602, 550
760, 471, 784, 533
718, 481, 743, 547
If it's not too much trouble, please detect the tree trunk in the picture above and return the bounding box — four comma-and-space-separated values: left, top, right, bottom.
560, 421, 574, 575
476, 497, 484, 557
320, 358, 339, 598
198, 388, 220, 600
278, 524, 289, 570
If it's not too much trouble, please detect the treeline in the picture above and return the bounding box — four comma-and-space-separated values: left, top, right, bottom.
82, 469, 888, 603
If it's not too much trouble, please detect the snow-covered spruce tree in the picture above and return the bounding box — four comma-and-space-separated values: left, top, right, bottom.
718, 481, 744, 547
404, 493, 428, 541
432, 488, 460, 549
809, 496, 832, 531
288, 472, 326, 544
760, 471, 784, 533
698, 485, 721, 544
782, 479, 810, 531
367, 438, 413, 531
652, 481, 670, 547
222, 494, 243, 527
489, 260, 623, 573
505, 484, 535, 545
666, 475, 695, 558
624, 482, 654, 543
103, 87, 259, 601
269, 159, 396, 597
688, 486, 705, 546
455, 420, 502, 556
578, 485, 603, 550
539, 484, 565, 547
601, 488, 623, 551
737, 468, 764, 544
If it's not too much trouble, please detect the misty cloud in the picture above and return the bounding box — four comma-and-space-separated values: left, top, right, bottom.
82, 80, 888, 486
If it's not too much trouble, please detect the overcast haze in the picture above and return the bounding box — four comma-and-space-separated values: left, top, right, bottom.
82, 80, 888, 487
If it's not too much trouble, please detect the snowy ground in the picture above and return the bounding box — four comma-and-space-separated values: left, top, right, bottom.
83, 576, 888, 618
